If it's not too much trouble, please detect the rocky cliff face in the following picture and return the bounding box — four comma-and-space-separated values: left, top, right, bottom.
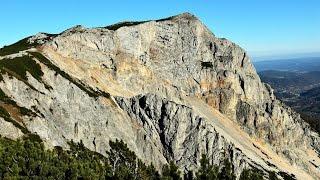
0, 13, 320, 179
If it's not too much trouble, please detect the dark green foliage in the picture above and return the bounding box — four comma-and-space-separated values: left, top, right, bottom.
0, 136, 112, 179
278, 171, 296, 180
0, 88, 14, 103
0, 88, 37, 118
25, 134, 43, 143
269, 171, 280, 180
0, 55, 43, 83
0, 106, 10, 117
0, 136, 163, 180
0, 54, 52, 91
64, 140, 111, 179
194, 154, 282, 180
0, 38, 33, 56
156, 13, 194, 22
107, 139, 136, 179
107, 139, 160, 180
105, 21, 147, 31
239, 168, 264, 180
0, 33, 56, 56
195, 154, 218, 180
137, 160, 161, 180
0, 106, 29, 134
19, 106, 37, 117
0, 51, 109, 100
161, 161, 182, 180
0, 137, 293, 180
217, 158, 236, 180
30, 52, 110, 98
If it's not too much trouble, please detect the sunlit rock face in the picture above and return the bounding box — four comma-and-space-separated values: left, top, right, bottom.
1, 13, 319, 179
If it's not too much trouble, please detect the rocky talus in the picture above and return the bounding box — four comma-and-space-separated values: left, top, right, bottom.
0, 13, 320, 179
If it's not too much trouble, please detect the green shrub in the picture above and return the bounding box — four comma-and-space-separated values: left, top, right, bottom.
0, 136, 292, 180
239, 168, 264, 180
0, 55, 43, 83
195, 154, 218, 180
0, 38, 33, 56
161, 161, 181, 180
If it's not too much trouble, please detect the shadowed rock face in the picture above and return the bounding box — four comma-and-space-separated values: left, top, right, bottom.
0, 13, 320, 179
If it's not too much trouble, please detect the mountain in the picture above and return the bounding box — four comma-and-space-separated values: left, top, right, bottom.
254, 57, 320, 72
1, 13, 320, 179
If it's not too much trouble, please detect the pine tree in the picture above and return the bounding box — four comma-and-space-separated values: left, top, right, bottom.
217, 158, 236, 180
161, 161, 181, 180
239, 168, 264, 180
269, 171, 280, 180
195, 154, 218, 180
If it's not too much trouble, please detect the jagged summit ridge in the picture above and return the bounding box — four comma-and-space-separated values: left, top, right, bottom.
27, 12, 205, 41
0, 13, 320, 179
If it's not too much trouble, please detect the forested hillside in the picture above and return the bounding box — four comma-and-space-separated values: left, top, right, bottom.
0, 135, 288, 180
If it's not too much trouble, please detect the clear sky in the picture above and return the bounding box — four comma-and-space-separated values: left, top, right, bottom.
1, 0, 319, 60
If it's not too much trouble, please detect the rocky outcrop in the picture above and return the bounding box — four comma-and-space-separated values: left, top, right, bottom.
115, 93, 270, 177
0, 13, 320, 179
0, 117, 24, 140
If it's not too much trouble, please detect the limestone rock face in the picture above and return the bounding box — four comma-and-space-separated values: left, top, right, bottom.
0, 117, 24, 140
115, 93, 260, 177
1, 13, 320, 179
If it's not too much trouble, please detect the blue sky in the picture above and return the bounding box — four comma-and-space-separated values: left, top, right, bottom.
1, 0, 319, 60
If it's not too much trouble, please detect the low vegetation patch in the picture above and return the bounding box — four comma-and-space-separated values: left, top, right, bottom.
30, 51, 110, 98
0, 135, 290, 180
0, 55, 43, 83
0, 38, 34, 56
0, 88, 36, 118
0, 106, 29, 134
105, 21, 147, 31
0, 33, 56, 56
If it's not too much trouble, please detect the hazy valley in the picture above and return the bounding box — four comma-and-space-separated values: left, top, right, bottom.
255, 58, 320, 133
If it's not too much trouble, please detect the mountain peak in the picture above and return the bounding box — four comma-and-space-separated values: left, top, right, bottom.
172, 12, 197, 19
61, 25, 87, 34
1, 13, 320, 179
104, 12, 198, 31
155, 12, 199, 23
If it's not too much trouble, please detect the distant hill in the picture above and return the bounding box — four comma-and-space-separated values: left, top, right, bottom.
253, 57, 320, 72
258, 68, 320, 134
259, 70, 320, 94
298, 86, 320, 116
288, 86, 320, 133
